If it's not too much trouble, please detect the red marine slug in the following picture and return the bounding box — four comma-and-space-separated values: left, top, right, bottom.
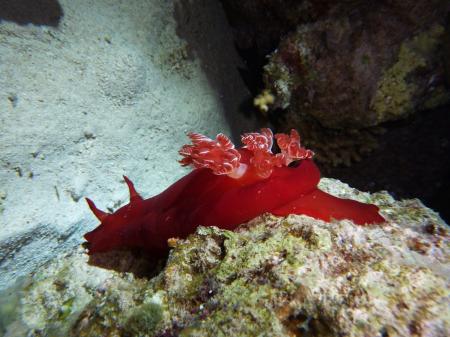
84, 129, 384, 255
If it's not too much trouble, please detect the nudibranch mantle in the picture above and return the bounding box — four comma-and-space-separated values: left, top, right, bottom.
84, 129, 384, 255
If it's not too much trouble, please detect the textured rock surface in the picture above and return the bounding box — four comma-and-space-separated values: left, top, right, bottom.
222, 0, 450, 128
264, 19, 448, 129
0, 0, 255, 291
221, 0, 450, 167
263, 13, 449, 166
1, 178, 448, 337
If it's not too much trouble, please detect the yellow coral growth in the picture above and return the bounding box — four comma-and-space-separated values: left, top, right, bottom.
254, 89, 275, 113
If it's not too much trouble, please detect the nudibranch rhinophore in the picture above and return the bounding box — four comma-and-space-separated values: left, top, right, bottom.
84, 129, 384, 255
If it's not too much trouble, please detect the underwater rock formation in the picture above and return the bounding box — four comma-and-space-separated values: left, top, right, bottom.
264, 21, 448, 129
223, 0, 450, 127
221, 0, 450, 166
1, 178, 449, 337
263, 13, 448, 166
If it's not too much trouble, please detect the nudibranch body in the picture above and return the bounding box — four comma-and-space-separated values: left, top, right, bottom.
84, 129, 384, 255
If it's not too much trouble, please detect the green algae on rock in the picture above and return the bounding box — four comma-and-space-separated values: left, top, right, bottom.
370, 24, 447, 122
0, 249, 164, 337
1, 179, 449, 337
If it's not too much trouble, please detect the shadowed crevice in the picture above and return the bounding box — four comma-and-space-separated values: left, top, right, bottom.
172, 0, 258, 142
0, 0, 63, 27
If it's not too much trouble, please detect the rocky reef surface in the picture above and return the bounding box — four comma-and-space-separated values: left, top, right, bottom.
221, 0, 450, 167
1, 178, 448, 337
263, 17, 448, 129
262, 19, 448, 166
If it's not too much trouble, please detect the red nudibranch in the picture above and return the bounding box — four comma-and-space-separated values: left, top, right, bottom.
84, 129, 384, 255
